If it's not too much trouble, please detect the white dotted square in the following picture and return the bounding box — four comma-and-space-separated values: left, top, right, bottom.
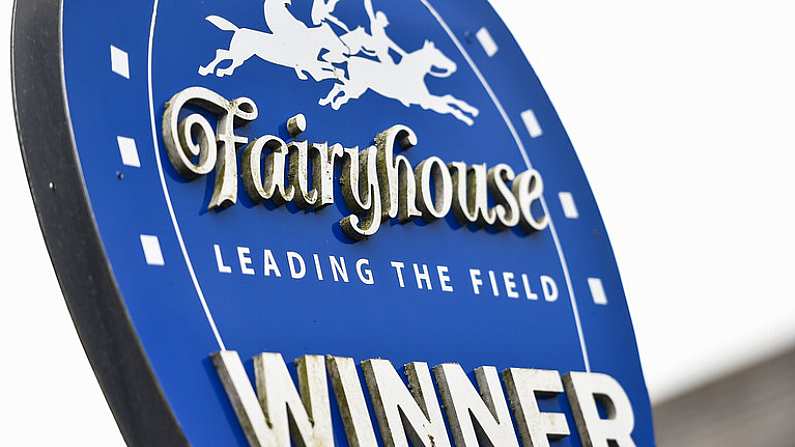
559, 192, 579, 219
117, 136, 141, 168
521, 109, 543, 138
475, 27, 499, 57
588, 277, 608, 305
140, 235, 165, 266
110, 45, 130, 79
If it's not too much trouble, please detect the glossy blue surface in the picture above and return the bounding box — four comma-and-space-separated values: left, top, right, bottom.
63, 1, 654, 445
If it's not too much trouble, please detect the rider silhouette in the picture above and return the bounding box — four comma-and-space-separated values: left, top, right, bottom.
364, 0, 406, 65
312, 0, 350, 32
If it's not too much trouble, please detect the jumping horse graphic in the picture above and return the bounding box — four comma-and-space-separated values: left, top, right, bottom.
199, 0, 347, 81
319, 40, 479, 126
199, 0, 480, 126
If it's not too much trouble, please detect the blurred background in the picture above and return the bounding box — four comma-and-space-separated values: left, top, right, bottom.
1, 0, 793, 445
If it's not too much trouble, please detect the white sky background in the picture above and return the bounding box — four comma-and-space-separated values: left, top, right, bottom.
0, 0, 793, 444
489, 0, 795, 401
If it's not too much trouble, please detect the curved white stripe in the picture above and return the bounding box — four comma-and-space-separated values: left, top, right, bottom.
147, 0, 226, 350
420, 0, 591, 372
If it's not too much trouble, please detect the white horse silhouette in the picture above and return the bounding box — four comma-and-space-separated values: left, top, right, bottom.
199, 0, 480, 126
319, 40, 479, 126
199, 1, 348, 81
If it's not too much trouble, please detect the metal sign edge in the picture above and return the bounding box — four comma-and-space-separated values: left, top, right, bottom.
11, 0, 189, 445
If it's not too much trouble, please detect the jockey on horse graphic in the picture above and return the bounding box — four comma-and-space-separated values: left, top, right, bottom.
361, 0, 405, 65
199, 0, 479, 126
199, 0, 347, 81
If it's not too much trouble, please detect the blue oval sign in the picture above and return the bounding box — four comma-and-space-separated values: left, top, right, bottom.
14, 0, 655, 445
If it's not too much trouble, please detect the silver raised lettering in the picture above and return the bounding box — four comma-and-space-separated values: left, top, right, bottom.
163, 87, 257, 209
449, 162, 497, 227
564, 372, 637, 447
327, 356, 379, 447
513, 169, 549, 233
434, 364, 520, 447
376, 125, 422, 223
415, 156, 453, 221
287, 140, 319, 209
341, 146, 382, 240
242, 135, 294, 205
163, 88, 552, 240
362, 359, 451, 447
212, 351, 334, 447
489, 164, 521, 230
503, 368, 571, 447
310, 143, 343, 209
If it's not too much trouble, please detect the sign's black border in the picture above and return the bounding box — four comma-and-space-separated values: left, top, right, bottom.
11, 1, 188, 445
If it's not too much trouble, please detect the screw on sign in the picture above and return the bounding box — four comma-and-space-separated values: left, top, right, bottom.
12, 0, 654, 446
